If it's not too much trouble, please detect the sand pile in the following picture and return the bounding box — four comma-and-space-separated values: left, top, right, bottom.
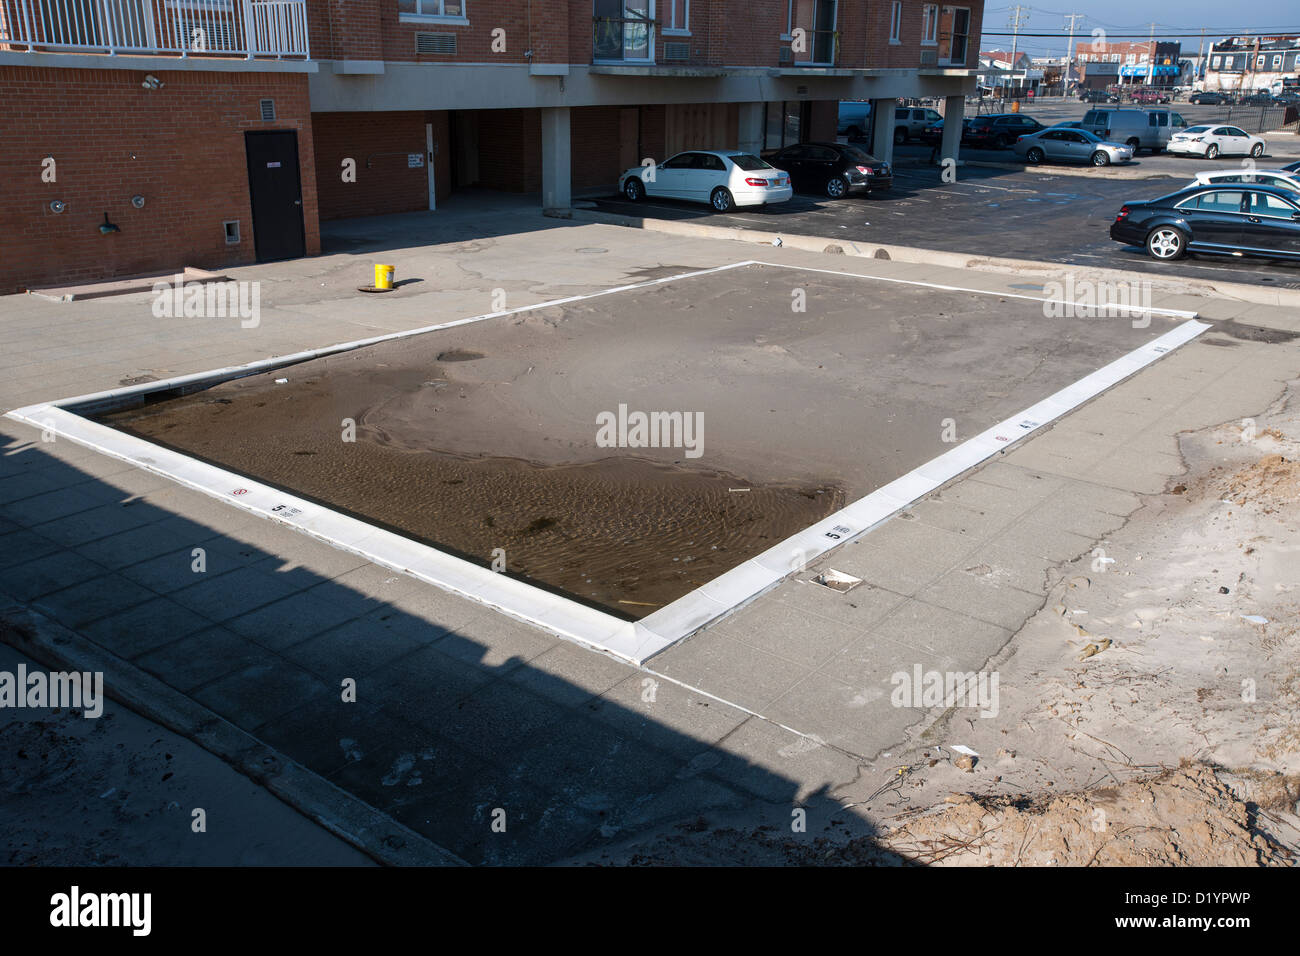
877, 763, 1290, 866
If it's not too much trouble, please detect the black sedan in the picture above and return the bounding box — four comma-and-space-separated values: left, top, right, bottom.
963, 113, 1045, 149
768, 142, 892, 198
1110, 183, 1300, 261
1188, 91, 1230, 105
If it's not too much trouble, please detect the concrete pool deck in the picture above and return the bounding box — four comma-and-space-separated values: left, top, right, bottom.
3, 197, 1299, 864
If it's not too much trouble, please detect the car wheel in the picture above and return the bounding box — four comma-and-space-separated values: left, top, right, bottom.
1091, 150, 1110, 166
623, 178, 645, 201
1250, 143, 1264, 157
1125, 137, 1141, 152
1025, 147, 1045, 165
710, 187, 735, 213
825, 175, 848, 199
894, 128, 907, 145
1146, 226, 1186, 260
1205, 144, 1219, 159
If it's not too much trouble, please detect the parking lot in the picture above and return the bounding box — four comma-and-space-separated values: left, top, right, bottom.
594, 155, 1300, 290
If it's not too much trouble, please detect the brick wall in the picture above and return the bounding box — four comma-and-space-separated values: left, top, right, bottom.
0, 66, 319, 294
304, 0, 983, 69
312, 110, 436, 219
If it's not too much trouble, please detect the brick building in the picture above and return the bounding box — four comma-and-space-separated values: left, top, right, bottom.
1, 0, 983, 293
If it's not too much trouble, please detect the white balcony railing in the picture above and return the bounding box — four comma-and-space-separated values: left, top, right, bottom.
0, 0, 310, 58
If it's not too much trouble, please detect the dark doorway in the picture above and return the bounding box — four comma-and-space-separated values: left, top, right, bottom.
244, 130, 306, 262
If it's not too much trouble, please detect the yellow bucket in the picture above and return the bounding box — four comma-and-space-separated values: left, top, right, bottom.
374, 264, 395, 290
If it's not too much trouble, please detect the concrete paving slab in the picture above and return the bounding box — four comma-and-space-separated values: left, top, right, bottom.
653, 629, 812, 712
80, 596, 212, 658
916, 568, 1050, 631
32, 573, 157, 629
135, 626, 285, 693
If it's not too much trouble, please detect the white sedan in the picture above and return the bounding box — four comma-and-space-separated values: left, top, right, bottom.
1167, 125, 1266, 159
1191, 168, 1300, 193
620, 150, 792, 211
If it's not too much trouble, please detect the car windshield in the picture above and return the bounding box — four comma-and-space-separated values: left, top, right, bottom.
728, 154, 773, 170
839, 146, 878, 163
1184, 126, 1212, 134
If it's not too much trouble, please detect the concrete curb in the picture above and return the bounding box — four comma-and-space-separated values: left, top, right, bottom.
0, 603, 469, 867
893, 157, 1180, 181
564, 207, 1300, 309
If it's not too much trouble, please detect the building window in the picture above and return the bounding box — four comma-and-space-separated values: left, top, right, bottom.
789, 0, 838, 65
398, 0, 466, 20
889, 1, 901, 44
1273, 54, 1282, 68
1256, 55, 1265, 69
1211, 55, 1220, 69
663, 0, 688, 33
939, 5, 969, 65
594, 0, 654, 62
921, 4, 938, 45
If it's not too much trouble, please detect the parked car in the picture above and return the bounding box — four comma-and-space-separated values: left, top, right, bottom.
1191, 169, 1300, 193
768, 142, 893, 198
620, 150, 792, 211
894, 106, 943, 144
1129, 88, 1172, 105
1014, 127, 1134, 166
964, 113, 1045, 149
1239, 92, 1274, 105
837, 101, 872, 141
1079, 88, 1119, 103
1110, 183, 1300, 261
1166, 125, 1266, 159
1188, 91, 1229, 105
1080, 108, 1189, 153
920, 117, 974, 146
1280, 160, 1300, 174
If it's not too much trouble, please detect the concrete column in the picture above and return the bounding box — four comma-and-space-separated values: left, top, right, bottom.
939, 94, 965, 166
541, 106, 571, 213
737, 102, 765, 154
869, 98, 896, 163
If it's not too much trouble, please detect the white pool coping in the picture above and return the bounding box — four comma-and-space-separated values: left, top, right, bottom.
7, 262, 1207, 665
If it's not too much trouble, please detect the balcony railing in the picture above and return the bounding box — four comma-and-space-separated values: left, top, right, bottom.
0, 0, 310, 58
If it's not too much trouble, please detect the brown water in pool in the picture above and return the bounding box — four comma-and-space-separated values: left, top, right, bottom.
100, 385, 841, 618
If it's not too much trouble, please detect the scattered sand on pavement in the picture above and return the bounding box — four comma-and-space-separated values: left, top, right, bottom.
581, 371, 1300, 866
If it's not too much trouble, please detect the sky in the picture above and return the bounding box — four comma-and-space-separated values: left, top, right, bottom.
980, 2, 1300, 58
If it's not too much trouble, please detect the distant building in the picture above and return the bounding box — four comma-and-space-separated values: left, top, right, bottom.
1076, 39, 1180, 88
1204, 36, 1300, 93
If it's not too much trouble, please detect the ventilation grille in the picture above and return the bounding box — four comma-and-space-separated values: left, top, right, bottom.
416, 32, 457, 55
778, 46, 792, 64
664, 41, 689, 61
920, 49, 938, 66
259, 98, 276, 121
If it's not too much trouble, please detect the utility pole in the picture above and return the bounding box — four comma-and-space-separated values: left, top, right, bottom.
1146, 22, 1157, 87
1008, 5, 1029, 93
1063, 13, 1085, 94
1196, 27, 1205, 88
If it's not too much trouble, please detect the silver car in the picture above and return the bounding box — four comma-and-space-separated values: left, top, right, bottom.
1014, 127, 1134, 167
